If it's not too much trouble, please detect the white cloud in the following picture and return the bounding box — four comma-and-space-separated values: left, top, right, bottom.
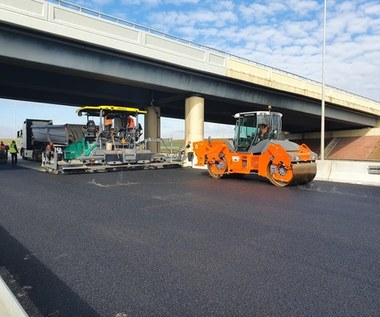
238, 2, 286, 23
287, 0, 320, 15
362, 2, 380, 17
211, 0, 235, 11
149, 7, 237, 31
121, 0, 199, 6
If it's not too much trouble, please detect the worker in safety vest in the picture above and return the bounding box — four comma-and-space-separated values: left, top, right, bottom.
104, 115, 113, 131
0, 141, 5, 163
127, 115, 135, 130
9, 140, 18, 165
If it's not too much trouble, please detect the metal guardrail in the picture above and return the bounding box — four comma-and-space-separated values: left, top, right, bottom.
47, 0, 228, 56
45, 0, 378, 103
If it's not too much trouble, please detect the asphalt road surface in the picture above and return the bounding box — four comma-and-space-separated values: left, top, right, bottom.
0, 161, 379, 317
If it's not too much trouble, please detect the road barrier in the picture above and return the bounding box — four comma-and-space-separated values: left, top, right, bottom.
315, 160, 380, 186
0, 276, 28, 317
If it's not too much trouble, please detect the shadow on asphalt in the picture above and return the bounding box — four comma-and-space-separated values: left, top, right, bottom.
0, 225, 101, 317
198, 169, 272, 184
0, 163, 28, 171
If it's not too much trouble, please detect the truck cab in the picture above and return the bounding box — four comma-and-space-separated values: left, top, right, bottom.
17, 119, 53, 160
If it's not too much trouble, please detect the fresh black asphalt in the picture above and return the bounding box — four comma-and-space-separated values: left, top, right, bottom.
0, 161, 379, 316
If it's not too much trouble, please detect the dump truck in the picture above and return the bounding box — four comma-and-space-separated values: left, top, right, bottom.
17, 119, 84, 161
193, 109, 317, 186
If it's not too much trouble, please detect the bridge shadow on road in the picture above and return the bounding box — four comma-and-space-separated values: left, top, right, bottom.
0, 225, 101, 317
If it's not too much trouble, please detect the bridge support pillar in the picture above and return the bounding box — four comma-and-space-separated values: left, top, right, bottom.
145, 106, 161, 153
184, 96, 204, 167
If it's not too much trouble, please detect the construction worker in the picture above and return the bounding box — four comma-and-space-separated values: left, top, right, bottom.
184, 141, 194, 167
9, 140, 18, 165
127, 115, 135, 130
104, 115, 113, 131
45, 141, 54, 163
4, 144, 9, 162
259, 124, 269, 141
0, 141, 5, 164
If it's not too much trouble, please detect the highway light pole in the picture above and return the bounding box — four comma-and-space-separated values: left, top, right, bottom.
320, 0, 327, 160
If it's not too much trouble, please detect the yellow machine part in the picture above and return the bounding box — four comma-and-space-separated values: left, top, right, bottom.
77, 105, 147, 116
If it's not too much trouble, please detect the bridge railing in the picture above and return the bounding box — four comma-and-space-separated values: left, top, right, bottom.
48, 0, 227, 56
43, 3, 310, 82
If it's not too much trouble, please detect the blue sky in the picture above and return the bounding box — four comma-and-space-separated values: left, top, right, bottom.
1, 0, 380, 139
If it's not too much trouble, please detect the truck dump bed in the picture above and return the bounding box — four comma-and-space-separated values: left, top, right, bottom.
32, 124, 84, 144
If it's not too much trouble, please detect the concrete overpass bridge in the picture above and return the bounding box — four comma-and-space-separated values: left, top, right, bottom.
1, 0, 380, 152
